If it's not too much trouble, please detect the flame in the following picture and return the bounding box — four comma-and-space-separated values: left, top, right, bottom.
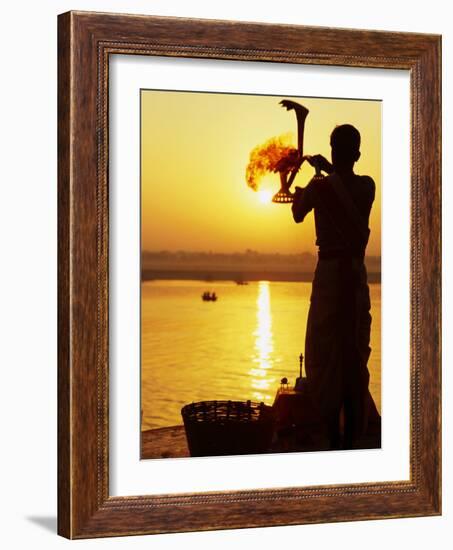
246, 134, 299, 191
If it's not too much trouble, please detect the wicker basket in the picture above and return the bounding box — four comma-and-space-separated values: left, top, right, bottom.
181, 400, 274, 457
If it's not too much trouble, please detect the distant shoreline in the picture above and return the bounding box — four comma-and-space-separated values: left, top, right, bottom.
141, 269, 381, 284
141, 251, 381, 284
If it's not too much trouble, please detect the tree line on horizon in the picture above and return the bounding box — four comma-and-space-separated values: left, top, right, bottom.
142, 249, 381, 273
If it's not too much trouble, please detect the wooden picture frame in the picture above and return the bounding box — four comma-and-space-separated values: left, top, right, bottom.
58, 10, 441, 539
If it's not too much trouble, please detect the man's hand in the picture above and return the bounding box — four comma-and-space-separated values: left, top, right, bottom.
306, 154, 333, 174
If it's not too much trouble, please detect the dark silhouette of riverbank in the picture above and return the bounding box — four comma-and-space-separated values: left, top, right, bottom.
142, 268, 380, 283
141, 250, 381, 283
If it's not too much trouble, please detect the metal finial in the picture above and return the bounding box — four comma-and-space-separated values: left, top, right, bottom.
299, 353, 304, 378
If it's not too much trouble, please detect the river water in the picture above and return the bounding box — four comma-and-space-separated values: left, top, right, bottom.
141, 280, 381, 430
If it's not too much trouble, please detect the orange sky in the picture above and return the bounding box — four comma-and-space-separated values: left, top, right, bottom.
141, 90, 381, 256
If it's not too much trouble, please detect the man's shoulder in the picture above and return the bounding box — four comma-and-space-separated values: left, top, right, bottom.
354, 175, 376, 200
323, 173, 375, 188
358, 175, 376, 189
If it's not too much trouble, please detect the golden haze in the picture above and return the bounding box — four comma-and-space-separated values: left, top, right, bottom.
141, 91, 381, 256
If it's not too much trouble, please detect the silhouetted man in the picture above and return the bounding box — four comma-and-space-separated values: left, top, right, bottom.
289, 121, 376, 450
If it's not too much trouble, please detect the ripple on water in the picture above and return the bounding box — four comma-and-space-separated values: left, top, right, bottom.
141, 280, 381, 430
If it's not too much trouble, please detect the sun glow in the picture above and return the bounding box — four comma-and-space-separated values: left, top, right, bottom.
258, 189, 273, 204
250, 281, 275, 403
142, 91, 382, 255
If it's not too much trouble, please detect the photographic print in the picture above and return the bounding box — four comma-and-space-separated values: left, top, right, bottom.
140, 89, 382, 459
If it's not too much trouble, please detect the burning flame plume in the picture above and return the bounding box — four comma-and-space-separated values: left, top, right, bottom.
246, 134, 299, 191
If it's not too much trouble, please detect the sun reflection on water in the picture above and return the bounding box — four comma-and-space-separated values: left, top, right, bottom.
250, 281, 275, 403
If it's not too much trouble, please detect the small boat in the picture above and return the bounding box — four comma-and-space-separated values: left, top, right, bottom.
235, 280, 249, 285
202, 291, 218, 302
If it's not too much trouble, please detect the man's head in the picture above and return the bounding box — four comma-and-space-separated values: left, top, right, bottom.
330, 124, 361, 171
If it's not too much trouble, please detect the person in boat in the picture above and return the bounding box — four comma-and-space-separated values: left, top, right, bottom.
283, 110, 376, 449
202, 291, 217, 301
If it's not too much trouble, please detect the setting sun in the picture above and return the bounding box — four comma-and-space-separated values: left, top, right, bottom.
258, 189, 273, 204
141, 90, 381, 255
